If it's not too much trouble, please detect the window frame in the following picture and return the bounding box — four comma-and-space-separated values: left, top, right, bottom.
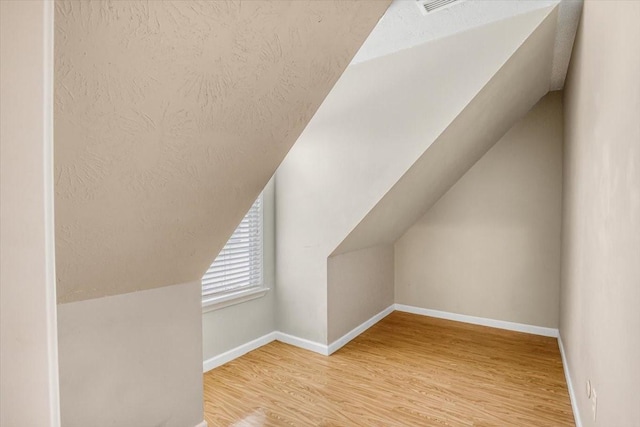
202, 191, 269, 312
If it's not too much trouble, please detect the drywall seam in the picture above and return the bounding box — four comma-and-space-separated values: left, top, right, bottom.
395, 304, 559, 337
558, 335, 583, 427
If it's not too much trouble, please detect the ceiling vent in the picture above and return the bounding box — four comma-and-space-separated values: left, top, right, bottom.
415, 0, 463, 15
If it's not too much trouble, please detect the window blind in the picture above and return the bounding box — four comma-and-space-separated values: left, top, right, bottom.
202, 194, 263, 300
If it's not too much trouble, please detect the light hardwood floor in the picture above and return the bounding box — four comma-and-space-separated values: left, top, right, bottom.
203, 312, 574, 426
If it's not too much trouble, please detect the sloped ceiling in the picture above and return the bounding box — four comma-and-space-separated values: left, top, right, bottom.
353, 0, 582, 90
333, 6, 558, 255
54, 0, 390, 303
275, 6, 556, 342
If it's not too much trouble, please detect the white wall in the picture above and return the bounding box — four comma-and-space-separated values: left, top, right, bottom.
561, 1, 640, 425
0, 1, 60, 425
395, 92, 563, 328
335, 7, 558, 255
202, 292, 275, 362
327, 245, 394, 343
202, 179, 276, 361
57, 282, 204, 427
275, 8, 555, 344
52, 3, 390, 422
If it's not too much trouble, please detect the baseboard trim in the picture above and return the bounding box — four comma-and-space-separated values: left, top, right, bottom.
274, 331, 329, 356
327, 305, 395, 355
202, 307, 396, 368
203, 331, 277, 373
194, 421, 208, 427
558, 335, 582, 427
394, 304, 559, 338
203, 306, 558, 377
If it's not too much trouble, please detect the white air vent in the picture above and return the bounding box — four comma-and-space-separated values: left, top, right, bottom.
415, 0, 463, 15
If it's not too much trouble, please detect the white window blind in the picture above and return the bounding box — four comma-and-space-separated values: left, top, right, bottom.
202, 193, 263, 301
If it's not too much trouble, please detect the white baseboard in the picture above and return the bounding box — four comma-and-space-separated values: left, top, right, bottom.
394, 304, 559, 338
204, 305, 560, 391
558, 335, 582, 427
203, 307, 396, 368
194, 421, 208, 427
274, 331, 329, 356
327, 305, 394, 355
203, 331, 277, 373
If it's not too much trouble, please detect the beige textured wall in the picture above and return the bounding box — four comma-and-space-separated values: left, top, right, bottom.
561, 1, 640, 426
0, 1, 60, 425
57, 282, 204, 427
327, 245, 394, 343
53, 0, 390, 303
276, 8, 555, 343
202, 179, 275, 361
395, 92, 563, 328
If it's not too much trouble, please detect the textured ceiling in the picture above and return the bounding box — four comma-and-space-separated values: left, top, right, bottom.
54, 0, 390, 303
352, 0, 582, 89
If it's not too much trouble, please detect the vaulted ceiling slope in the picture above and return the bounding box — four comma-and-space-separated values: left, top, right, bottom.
334, 6, 559, 255
275, 6, 557, 343
353, 0, 582, 90
54, 0, 391, 303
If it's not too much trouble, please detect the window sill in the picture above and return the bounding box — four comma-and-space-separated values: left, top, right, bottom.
202, 287, 270, 313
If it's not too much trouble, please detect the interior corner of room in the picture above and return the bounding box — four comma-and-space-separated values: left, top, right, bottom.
1, 0, 638, 426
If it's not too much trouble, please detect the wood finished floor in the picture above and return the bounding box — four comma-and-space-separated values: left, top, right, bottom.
203, 312, 574, 426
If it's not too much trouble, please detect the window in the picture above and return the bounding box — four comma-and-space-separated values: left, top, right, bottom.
202, 193, 267, 311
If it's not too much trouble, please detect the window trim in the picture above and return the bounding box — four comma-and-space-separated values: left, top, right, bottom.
202, 286, 269, 312
201, 186, 272, 312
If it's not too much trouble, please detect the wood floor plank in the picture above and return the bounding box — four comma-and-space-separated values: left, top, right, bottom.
203, 312, 575, 426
